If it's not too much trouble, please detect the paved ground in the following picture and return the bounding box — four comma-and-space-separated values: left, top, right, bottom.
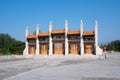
0, 53, 120, 80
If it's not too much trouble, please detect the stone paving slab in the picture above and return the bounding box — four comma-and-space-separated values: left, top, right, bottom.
0, 53, 120, 80
81, 77, 120, 80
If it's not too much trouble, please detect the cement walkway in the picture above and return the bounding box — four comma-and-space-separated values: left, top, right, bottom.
0, 53, 120, 80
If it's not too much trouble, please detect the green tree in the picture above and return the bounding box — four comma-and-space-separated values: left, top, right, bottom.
106, 40, 120, 51
0, 33, 25, 55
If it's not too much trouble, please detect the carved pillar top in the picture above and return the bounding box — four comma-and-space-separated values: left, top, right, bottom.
80, 20, 83, 36
49, 21, 52, 32
36, 24, 39, 35
65, 20, 68, 31
95, 20, 98, 29
26, 26, 29, 37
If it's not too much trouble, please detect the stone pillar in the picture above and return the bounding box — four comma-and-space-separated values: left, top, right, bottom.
23, 27, 29, 55
35, 24, 40, 55
65, 20, 69, 56
80, 20, 84, 55
95, 20, 98, 48
95, 20, 103, 55
49, 21, 53, 56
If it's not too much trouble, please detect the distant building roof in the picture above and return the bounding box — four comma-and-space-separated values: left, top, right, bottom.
51, 30, 65, 34
27, 34, 36, 39
38, 32, 49, 37
83, 31, 95, 36
67, 30, 80, 35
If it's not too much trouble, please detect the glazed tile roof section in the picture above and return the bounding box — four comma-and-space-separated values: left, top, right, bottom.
27, 34, 36, 39
83, 31, 95, 36
67, 30, 80, 35
38, 32, 49, 36
51, 30, 65, 34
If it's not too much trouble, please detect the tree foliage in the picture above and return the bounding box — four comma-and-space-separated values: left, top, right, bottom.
106, 40, 120, 51
0, 33, 25, 55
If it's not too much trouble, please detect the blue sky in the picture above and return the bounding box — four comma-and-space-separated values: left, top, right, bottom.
0, 0, 120, 44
